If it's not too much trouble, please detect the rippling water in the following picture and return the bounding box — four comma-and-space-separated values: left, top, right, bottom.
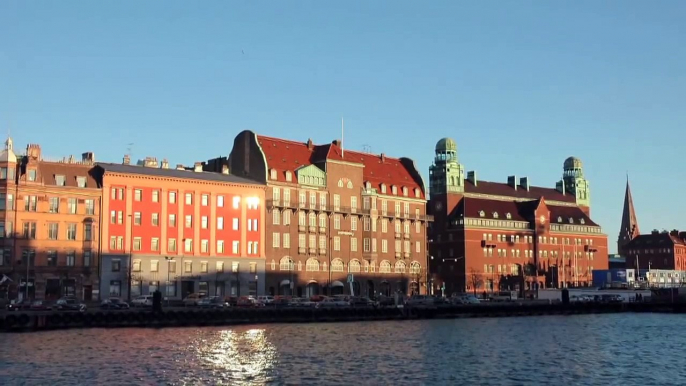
0, 314, 685, 385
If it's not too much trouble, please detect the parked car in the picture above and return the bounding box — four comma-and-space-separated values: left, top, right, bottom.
236, 296, 259, 307
30, 300, 53, 311
349, 297, 375, 308
6, 299, 32, 312
131, 295, 154, 308
183, 293, 206, 307
375, 296, 396, 307
406, 295, 436, 307
256, 296, 275, 306
315, 297, 350, 308
55, 297, 87, 312
198, 296, 230, 309
101, 298, 130, 310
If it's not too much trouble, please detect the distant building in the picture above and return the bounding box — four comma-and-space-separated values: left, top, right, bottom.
94, 156, 266, 301
428, 137, 608, 295
624, 230, 686, 271
617, 178, 640, 256
608, 254, 626, 269
0, 140, 101, 301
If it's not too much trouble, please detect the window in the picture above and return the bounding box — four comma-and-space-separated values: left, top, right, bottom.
217, 195, 224, 207
169, 191, 177, 203
49, 197, 59, 213
333, 237, 340, 251
232, 218, 239, 230
151, 238, 159, 251
83, 251, 92, 267
233, 196, 240, 209
200, 262, 208, 273
351, 217, 357, 231
133, 237, 142, 251
168, 238, 177, 252
133, 212, 142, 225
184, 239, 193, 252
250, 263, 257, 274
24, 195, 37, 212
334, 215, 340, 229
217, 217, 224, 230
169, 214, 176, 227
84, 223, 92, 241
55, 175, 66, 186
351, 238, 357, 252
184, 261, 192, 273
152, 190, 159, 203
273, 232, 280, 247
201, 216, 208, 229
23, 222, 37, 239
201, 239, 209, 253
364, 238, 370, 252
134, 189, 142, 201
27, 169, 36, 181
185, 193, 193, 205
48, 223, 59, 240
185, 215, 193, 228
248, 241, 258, 254
152, 213, 159, 226
216, 261, 224, 273
217, 240, 225, 253
111, 259, 121, 272
47, 251, 58, 266
151, 260, 159, 272
201, 194, 209, 206
232, 241, 240, 254
232, 262, 240, 273
286, 171, 292, 181
283, 233, 290, 248
83, 199, 94, 215
273, 209, 280, 225
149, 281, 159, 294
109, 281, 122, 297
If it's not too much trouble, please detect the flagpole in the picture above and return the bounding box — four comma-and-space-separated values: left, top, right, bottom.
341, 117, 344, 158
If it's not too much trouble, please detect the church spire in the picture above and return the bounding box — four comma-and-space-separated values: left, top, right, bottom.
618, 176, 640, 255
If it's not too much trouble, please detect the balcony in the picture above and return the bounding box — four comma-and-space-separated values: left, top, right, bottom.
266, 199, 297, 209
414, 213, 434, 222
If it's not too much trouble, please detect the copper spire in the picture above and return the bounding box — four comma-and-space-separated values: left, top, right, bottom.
618, 176, 640, 254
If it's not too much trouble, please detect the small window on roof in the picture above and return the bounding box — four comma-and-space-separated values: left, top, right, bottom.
270, 169, 277, 180
479, 211, 485, 218
380, 184, 386, 194
506, 213, 512, 219
402, 187, 408, 196
392, 186, 398, 195
414, 188, 420, 198
569, 217, 574, 224
285, 171, 292, 182
55, 175, 66, 186
347, 181, 353, 189
580, 219, 585, 224
557, 216, 562, 223
493, 212, 499, 219
365, 181, 371, 189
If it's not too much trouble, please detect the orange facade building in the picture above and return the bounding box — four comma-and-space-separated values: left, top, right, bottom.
95, 156, 266, 300
0, 139, 101, 301
428, 138, 608, 296
206, 131, 430, 298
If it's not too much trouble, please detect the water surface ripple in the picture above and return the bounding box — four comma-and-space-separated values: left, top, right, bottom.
0, 314, 684, 385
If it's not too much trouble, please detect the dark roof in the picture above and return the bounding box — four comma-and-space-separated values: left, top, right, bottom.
627, 233, 686, 247
464, 180, 576, 203
460, 197, 599, 227
548, 205, 598, 227
97, 163, 263, 185
35, 161, 98, 188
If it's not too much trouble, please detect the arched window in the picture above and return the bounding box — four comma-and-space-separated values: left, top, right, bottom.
479, 211, 485, 217
347, 181, 353, 189
505, 213, 512, 219
349, 259, 361, 273
580, 219, 585, 224
279, 257, 294, 271
557, 216, 562, 223
338, 179, 344, 188
493, 212, 499, 219
380, 260, 391, 273
395, 260, 406, 274
306, 258, 319, 272
331, 258, 344, 272
410, 261, 421, 274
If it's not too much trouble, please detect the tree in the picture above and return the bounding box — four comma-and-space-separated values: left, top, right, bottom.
469, 268, 483, 295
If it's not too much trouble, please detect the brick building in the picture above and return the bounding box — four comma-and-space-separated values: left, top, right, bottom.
623, 230, 686, 272
0, 139, 101, 301
428, 138, 608, 296
95, 156, 266, 301
206, 131, 430, 298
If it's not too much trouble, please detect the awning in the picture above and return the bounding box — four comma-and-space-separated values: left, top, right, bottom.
308, 280, 318, 284
331, 281, 344, 287
280, 280, 290, 286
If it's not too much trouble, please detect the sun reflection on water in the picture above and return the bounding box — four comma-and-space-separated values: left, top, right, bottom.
186, 328, 278, 385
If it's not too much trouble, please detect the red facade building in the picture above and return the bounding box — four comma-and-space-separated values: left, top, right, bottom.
428, 138, 608, 296
96, 156, 266, 300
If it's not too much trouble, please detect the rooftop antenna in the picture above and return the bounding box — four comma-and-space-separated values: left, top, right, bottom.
341, 117, 344, 158
127, 143, 134, 157
362, 144, 372, 153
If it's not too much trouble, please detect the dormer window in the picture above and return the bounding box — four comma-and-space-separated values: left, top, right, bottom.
392, 186, 398, 195
580, 219, 585, 225
76, 176, 87, 188
493, 212, 499, 219
28, 169, 36, 182
380, 184, 387, 194
270, 169, 277, 180
338, 179, 344, 188
506, 213, 512, 219
569, 217, 574, 224
365, 181, 371, 189
414, 188, 420, 198
55, 175, 66, 186
402, 187, 408, 196
557, 216, 562, 223
347, 181, 353, 189
285, 171, 292, 182
479, 210, 485, 218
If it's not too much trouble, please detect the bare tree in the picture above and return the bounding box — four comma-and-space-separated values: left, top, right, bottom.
469, 268, 483, 296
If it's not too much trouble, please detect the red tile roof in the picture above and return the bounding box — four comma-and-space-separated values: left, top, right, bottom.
464, 180, 576, 203
460, 197, 599, 227
256, 135, 425, 198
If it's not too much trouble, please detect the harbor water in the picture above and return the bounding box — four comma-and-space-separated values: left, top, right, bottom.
0, 313, 684, 385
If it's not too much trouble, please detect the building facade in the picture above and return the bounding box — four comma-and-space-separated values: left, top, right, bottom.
428, 138, 608, 296
96, 156, 266, 300
0, 140, 101, 301
207, 131, 430, 298
623, 230, 686, 271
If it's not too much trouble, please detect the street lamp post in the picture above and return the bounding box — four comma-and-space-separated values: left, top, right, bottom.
165, 256, 175, 305
127, 214, 133, 302
442, 256, 465, 297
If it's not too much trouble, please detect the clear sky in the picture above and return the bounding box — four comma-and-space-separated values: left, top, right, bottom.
1, 1, 685, 253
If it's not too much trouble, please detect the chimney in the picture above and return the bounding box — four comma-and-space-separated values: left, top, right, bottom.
467, 171, 477, 186
651, 229, 659, 235
556, 180, 566, 195
82, 152, 95, 163
507, 175, 517, 190
193, 162, 202, 172
141, 157, 158, 167
380, 153, 386, 162
221, 164, 229, 174
26, 144, 42, 159
160, 159, 169, 169
306, 138, 314, 150
670, 229, 679, 237
332, 139, 341, 147
519, 177, 530, 191
176, 164, 185, 170
123, 154, 131, 165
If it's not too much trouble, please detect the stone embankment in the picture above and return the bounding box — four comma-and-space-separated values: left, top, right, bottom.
1, 302, 683, 332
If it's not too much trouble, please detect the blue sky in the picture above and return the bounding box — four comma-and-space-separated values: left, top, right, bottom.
1, 1, 685, 252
